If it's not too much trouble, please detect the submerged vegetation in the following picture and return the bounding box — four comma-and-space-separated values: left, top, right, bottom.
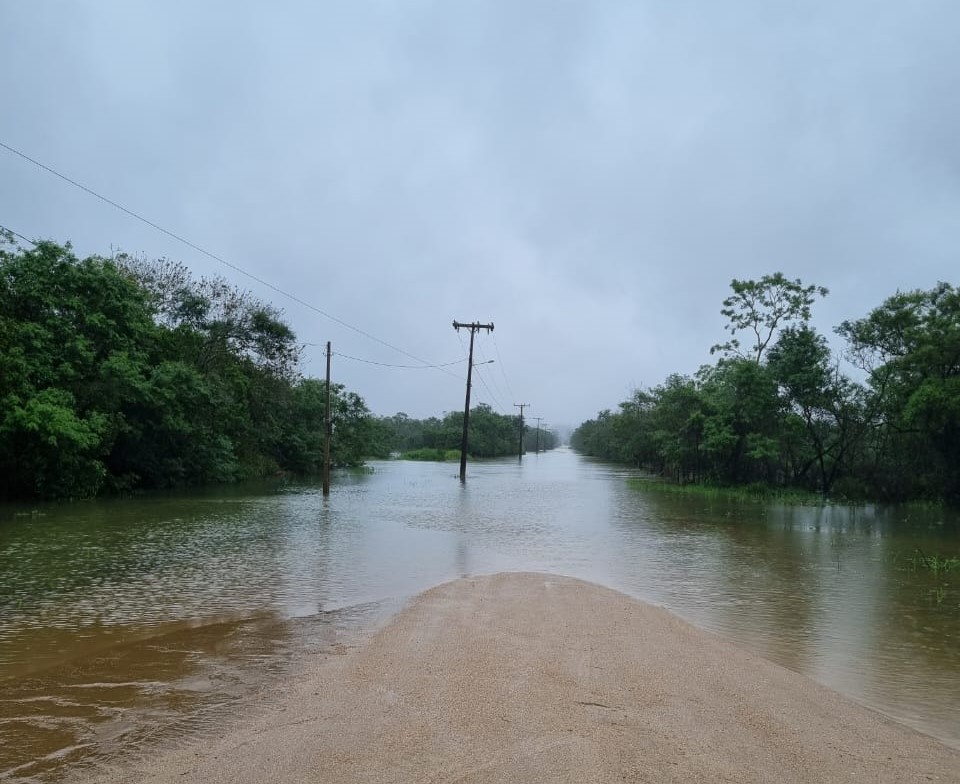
627, 477, 828, 505
401, 448, 461, 462
574, 273, 960, 506
901, 550, 960, 576
895, 550, 959, 609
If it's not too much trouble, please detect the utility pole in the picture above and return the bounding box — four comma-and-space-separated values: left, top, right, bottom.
533, 417, 544, 454
453, 320, 495, 482
514, 403, 530, 461
323, 341, 332, 497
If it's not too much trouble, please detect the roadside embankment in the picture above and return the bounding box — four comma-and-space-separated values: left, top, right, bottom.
83, 573, 960, 783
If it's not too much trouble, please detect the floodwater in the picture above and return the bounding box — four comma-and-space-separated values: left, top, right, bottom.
1, 447, 958, 780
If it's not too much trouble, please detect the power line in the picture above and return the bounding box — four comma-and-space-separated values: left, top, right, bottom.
472, 363, 506, 413
475, 342, 508, 407
333, 351, 467, 370
0, 140, 457, 376
492, 332, 517, 401
532, 416, 545, 454
0, 223, 37, 246
455, 329, 503, 412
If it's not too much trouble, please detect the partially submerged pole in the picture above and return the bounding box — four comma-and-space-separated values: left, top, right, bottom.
323, 341, 331, 497
452, 321, 494, 481
514, 403, 530, 461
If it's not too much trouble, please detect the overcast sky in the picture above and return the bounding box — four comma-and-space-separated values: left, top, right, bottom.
2, 1, 958, 430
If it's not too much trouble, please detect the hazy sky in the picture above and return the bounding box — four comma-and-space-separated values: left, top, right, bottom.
2, 1, 958, 429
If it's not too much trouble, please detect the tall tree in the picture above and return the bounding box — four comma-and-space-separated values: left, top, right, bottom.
712, 272, 828, 363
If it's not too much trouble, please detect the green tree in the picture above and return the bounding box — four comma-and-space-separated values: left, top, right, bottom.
648, 376, 706, 482
698, 360, 781, 484
767, 326, 864, 494
0, 240, 158, 498
0, 389, 109, 498
838, 283, 960, 502
571, 410, 615, 459
0, 240, 378, 499
279, 380, 376, 471
712, 272, 829, 363
523, 424, 558, 452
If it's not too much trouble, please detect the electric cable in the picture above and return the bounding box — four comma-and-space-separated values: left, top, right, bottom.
492, 332, 517, 401
333, 351, 467, 370
475, 342, 508, 408
0, 223, 37, 246
472, 363, 506, 413
0, 140, 458, 377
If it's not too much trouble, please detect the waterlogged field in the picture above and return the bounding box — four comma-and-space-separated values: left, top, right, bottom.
1, 448, 958, 780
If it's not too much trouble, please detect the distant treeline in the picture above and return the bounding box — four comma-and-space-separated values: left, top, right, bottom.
572, 273, 960, 505
0, 238, 378, 500
374, 407, 558, 459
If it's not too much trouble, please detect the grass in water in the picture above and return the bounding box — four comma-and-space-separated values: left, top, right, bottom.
401, 448, 462, 462
626, 478, 829, 505
901, 549, 960, 575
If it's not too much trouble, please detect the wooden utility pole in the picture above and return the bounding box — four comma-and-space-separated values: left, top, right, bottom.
514, 403, 530, 460
323, 341, 332, 497
453, 320, 495, 481
533, 417, 544, 453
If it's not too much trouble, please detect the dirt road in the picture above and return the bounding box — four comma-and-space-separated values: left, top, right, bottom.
84, 573, 960, 783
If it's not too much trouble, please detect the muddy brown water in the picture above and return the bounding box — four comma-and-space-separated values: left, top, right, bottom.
2, 448, 958, 780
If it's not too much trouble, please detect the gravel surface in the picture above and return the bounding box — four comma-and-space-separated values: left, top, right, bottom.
83, 573, 960, 783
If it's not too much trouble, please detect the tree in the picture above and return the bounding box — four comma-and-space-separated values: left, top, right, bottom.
648, 376, 706, 482
279, 380, 377, 472
712, 273, 829, 363
698, 360, 781, 484
0, 240, 378, 499
572, 273, 958, 504
0, 389, 109, 498
465, 404, 518, 457
523, 425, 558, 452
837, 283, 960, 502
571, 410, 616, 460
767, 326, 864, 494
0, 240, 158, 498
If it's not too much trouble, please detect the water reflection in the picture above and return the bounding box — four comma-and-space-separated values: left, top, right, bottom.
1, 448, 958, 780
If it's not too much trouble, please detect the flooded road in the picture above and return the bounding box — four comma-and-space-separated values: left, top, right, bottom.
2, 448, 958, 779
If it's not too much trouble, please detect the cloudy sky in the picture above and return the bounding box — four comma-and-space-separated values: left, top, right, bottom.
2, 1, 958, 429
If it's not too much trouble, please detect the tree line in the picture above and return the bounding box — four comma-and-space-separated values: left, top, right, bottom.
375, 407, 558, 459
0, 238, 377, 500
572, 273, 960, 505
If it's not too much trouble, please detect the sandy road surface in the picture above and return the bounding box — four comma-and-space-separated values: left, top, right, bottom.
83, 573, 959, 783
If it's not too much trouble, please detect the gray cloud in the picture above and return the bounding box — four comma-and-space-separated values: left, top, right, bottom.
3, 0, 958, 426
